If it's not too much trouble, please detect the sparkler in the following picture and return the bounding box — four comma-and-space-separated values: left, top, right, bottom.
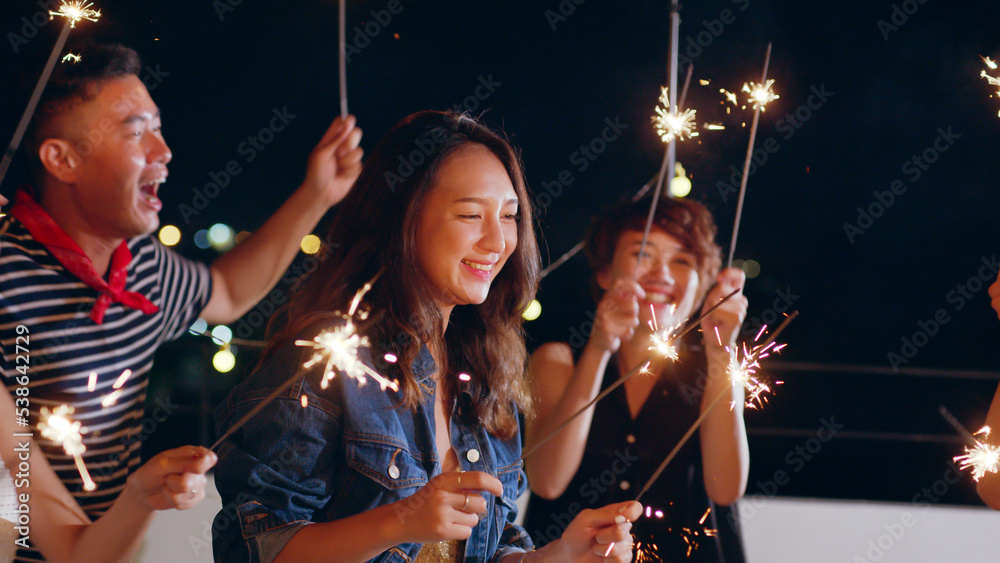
339, 0, 348, 118
726, 43, 776, 269
521, 289, 741, 461
211, 278, 398, 450
635, 311, 797, 503
61, 52, 82, 64
652, 87, 698, 143
294, 280, 398, 392
0, 1, 102, 188
954, 427, 1000, 482
980, 55, 1000, 116
39, 405, 96, 491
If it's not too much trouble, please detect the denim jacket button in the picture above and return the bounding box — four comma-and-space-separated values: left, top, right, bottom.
466, 448, 481, 463
388, 464, 400, 479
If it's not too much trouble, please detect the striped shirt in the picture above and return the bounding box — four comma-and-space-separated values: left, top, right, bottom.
0, 215, 212, 562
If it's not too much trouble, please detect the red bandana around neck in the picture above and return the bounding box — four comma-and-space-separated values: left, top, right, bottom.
10, 188, 159, 324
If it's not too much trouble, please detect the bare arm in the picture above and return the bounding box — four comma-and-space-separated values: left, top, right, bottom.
0, 386, 216, 563
698, 268, 751, 506
524, 279, 643, 499
201, 116, 363, 324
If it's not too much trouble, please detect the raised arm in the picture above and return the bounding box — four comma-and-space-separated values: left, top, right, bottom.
200, 115, 363, 324
0, 386, 215, 563
977, 273, 1000, 509
698, 268, 751, 506
524, 279, 643, 499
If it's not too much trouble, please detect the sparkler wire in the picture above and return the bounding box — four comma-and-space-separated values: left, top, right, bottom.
0, 22, 73, 187
726, 42, 772, 268
339, 0, 348, 118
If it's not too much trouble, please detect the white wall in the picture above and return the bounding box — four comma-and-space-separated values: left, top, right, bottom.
134, 476, 1000, 562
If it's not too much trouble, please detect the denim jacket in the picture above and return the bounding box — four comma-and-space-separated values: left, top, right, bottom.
211, 327, 533, 563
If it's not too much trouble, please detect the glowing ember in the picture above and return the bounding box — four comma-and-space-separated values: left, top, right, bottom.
49, 1, 102, 28
742, 79, 779, 111
301, 395, 308, 408
652, 87, 698, 143
39, 405, 96, 491
384, 353, 398, 363
980, 56, 1000, 116
295, 281, 399, 392
634, 540, 662, 563
458, 373, 471, 382
954, 426, 1000, 482
86, 372, 97, 392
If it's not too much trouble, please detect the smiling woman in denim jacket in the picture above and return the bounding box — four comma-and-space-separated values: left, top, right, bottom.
212, 111, 642, 563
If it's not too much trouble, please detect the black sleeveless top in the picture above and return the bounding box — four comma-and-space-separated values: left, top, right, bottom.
522, 338, 746, 562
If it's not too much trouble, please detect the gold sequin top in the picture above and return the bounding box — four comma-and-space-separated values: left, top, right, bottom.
413, 539, 466, 563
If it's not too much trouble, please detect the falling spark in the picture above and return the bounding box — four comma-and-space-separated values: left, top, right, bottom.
61, 52, 81, 63
954, 426, 1000, 481
384, 353, 398, 363
301, 395, 308, 408
112, 369, 131, 389
86, 372, 97, 392
101, 390, 123, 407
634, 540, 662, 563
458, 373, 471, 382
720, 88, 739, 106
50, 1, 102, 28
980, 55, 1000, 116
704, 123, 726, 131
652, 87, 698, 143
39, 405, 96, 491
295, 281, 399, 392
743, 79, 779, 111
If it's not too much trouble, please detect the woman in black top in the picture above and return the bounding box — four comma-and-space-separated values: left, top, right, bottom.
523, 196, 750, 561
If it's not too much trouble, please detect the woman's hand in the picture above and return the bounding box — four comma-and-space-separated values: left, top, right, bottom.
547, 501, 642, 562
700, 268, 748, 349
125, 445, 217, 511
392, 471, 503, 544
590, 279, 646, 353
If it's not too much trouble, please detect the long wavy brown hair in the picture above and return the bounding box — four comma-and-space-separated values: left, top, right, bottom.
266, 111, 539, 439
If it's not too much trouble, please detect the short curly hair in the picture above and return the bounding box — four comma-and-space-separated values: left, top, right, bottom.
584, 196, 722, 305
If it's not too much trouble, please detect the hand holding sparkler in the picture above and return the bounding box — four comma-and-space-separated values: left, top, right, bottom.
389, 471, 501, 544
126, 446, 217, 511
539, 501, 641, 562
301, 114, 364, 207
590, 278, 647, 353
700, 268, 748, 350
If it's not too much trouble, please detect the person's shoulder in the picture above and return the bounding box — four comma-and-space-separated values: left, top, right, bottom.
531, 342, 575, 366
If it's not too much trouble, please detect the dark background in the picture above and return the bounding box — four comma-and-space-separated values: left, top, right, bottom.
2, 0, 999, 507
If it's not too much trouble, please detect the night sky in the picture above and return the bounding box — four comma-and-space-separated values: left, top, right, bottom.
3, 0, 1000, 506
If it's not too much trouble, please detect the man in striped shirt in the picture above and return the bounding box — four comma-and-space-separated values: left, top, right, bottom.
0, 43, 363, 561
